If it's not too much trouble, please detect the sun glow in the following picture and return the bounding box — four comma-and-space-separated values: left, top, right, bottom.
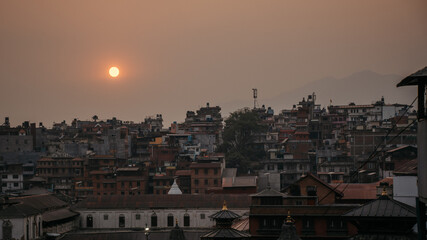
109, 66, 119, 78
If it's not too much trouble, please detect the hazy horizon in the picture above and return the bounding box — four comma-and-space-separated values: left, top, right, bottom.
1, 1, 426, 127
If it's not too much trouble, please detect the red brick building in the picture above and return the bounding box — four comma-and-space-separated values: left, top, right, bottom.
190, 162, 222, 194
249, 174, 358, 239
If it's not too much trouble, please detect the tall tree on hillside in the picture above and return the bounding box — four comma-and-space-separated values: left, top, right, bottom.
219, 108, 267, 174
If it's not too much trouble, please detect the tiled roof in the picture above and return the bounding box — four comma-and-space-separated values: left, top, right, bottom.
43, 208, 79, 222
0, 204, 40, 218
332, 183, 377, 200
73, 194, 251, 210
11, 194, 68, 212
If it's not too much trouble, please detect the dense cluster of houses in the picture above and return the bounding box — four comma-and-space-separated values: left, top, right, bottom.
0, 93, 420, 239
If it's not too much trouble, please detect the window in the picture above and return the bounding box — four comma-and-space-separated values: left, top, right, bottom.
129, 182, 132, 187
214, 179, 218, 186
184, 214, 190, 227
167, 214, 174, 227
86, 215, 93, 228
104, 214, 108, 220
327, 218, 346, 232
214, 169, 218, 175
12, 175, 18, 179
151, 213, 157, 227
135, 214, 141, 220
204, 169, 208, 175
204, 179, 208, 185
119, 214, 125, 228
194, 179, 199, 186
306, 186, 317, 196
13, 183, 18, 187
195, 169, 198, 175
302, 218, 314, 230
200, 214, 205, 219
1, 175, 7, 179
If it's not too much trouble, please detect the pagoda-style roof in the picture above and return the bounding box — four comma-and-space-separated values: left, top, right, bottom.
210, 202, 241, 221
201, 228, 251, 239
343, 192, 417, 235
397, 66, 427, 87
343, 195, 416, 218
277, 212, 301, 240
201, 201, 250, 239
169, 221, 186, 240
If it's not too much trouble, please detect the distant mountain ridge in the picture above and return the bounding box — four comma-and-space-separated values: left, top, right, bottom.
220, 70, 417, 116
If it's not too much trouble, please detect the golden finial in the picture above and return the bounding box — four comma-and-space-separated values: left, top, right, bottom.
381, 187, 387, 196
222, 200, 228, 210
285, 210, 294, 224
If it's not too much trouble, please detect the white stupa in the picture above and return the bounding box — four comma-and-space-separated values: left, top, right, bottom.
168, 179, 182, 195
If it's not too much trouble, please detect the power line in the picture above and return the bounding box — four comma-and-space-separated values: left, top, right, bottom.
317, 96, 418, 204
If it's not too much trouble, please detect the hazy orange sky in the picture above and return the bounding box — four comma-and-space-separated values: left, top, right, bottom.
1, 1, 427, 126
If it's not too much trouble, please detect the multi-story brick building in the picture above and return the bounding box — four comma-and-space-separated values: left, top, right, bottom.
190, 162, 222, 194
36, 152, 85, 195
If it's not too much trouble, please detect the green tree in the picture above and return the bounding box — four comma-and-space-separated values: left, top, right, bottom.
219, 108, 266, 174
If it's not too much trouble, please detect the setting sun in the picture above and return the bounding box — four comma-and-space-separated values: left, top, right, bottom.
109, 66, 119, 78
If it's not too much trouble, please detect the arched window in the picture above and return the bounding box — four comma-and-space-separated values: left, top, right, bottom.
119, 214, 125, 228
2, 220, 12, 240
167, 213, 174, 227
38, 218, 41, 237
86, 215, 93, 228
151, 213, 157, 227
184, 213, 190, 227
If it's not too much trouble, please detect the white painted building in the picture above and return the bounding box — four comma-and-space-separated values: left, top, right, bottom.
0, 204, 43, 240
73, 194, 250, 230
393, 175, 418, 207
1, 172, 24, 193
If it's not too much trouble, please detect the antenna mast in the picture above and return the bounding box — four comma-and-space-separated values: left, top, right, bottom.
252, 88, 258, 109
